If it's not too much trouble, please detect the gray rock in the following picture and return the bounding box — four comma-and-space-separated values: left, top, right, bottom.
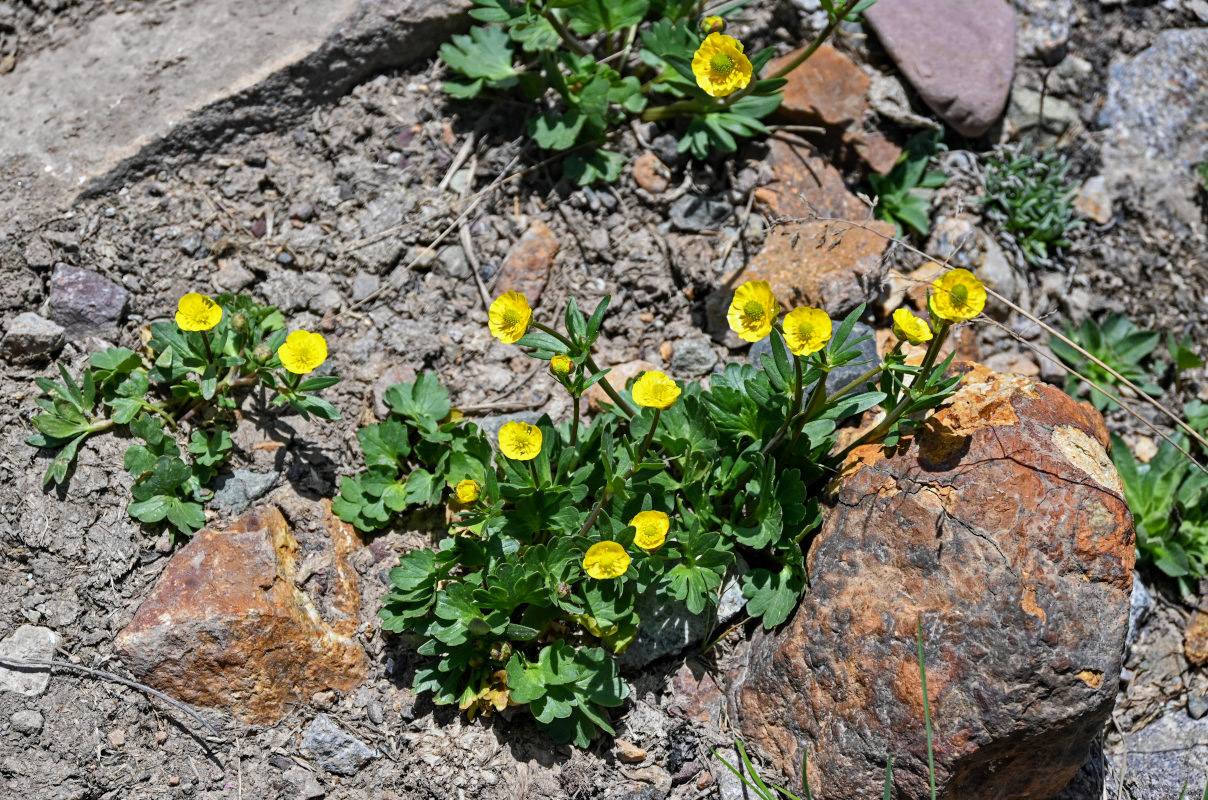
10, 709, 44, 736
670, 195, 733, 232
350, 272, 380, 303
436, 244, 471, 279
283, 765, 325, 799
712, 748, 759, 800
1118, 710, 1208, 798
47, 264, 130, 340
212, 470, 279, 514
1009, 0, 1071, 63
1007, 87, 1081, 141
1, 312, 65, 364
618, 561, 746, 670
0, 625, 62, 696
1100, 29, 1208, 232
1190, 694, 1208, 721
865, 0, 1015, 137
670, 337, 718, 377
1125, 573, 1150, 650
749, 322, 879, 398
212, 261, 256, 293
23, 238, 54, 269
179, 231, 207, 258
300, 714, 379, 776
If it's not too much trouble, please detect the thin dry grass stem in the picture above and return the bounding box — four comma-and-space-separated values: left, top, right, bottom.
805, 213, 1208, 474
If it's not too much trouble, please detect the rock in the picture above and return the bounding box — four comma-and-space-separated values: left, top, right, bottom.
670, 337, 718, 377
494, 220, 559, 304
753, 135, 871, 222
1100, 29, 1208, 232
1007, 86, 1081, 141
1126, 573, 1150, 649
632, 152, 670, 195
1185, 611, 1208, 666
211, 469, 279, 514
586, 360, 659, 413
1074, 176, 1112, 226
23, 238, 54, 269
284, 765, 326, 799
667, 662, 727, 727
1132, 436, 1158, 464
212, 260, 256, 293
1118, 710, 1208, 797
1191, 694, 1208, 721
618, 563, 745, 670
1009, 0, 1070, 63
301, 714, 379, 776
350, 272, 381, 303
114, 503, 368, 724
47, 264, 130, 340
615, 738, 648, 764
0, 625, 62, 696
983, 352, 1041, 378
107, 728, 126, 748
0, 0, 474, 235
1, 312, 65, 364
435, 244, 471, 279
768, 44, 869, 128
290, 202, 318, 223
730, 365, 1134, 798
670, 194, 733, 232
736, 221, 894, 317
10, 709, 44, 736
865, 0, 1015, 137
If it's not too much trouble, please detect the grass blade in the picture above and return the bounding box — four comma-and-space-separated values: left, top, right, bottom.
917, 614, 937, 800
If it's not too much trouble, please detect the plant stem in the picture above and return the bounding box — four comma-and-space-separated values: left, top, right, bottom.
532, 322, 635, 417
616, 24, 638, 68
577, 407, 662, 537
543, 10, 591, 56
635, 409, 660, 463
762, 355, 804, 456
788, 355, 829, 451
570, 394, 580, 448
199, 330, 215, 363
767, 0, 863, 81
916, 615, 938, 800
529, 459, 540, 489
142, 402, 179, 431
640, 98, 708, 121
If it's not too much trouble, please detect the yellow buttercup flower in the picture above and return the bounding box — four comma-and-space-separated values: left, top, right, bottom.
630, 510, 670, 551
583, 541, 630, 579
550, 355, 572, 376
176, 293, 223, 332
782, 307, 832, 357
498, 420, 542, 461
631, 370, 681, 410
691, 33, 753, 98
454, 479, 480, 504
701, 15, 725, 34
727, 280, 778, 343
930, 268, 986, 322
277, 330, 328, 374
488, 291, 532, 344
892, 308, 933, 345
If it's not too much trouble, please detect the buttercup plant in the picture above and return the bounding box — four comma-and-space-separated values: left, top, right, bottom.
438, 0, 874, 183
27, 292, 341, 534
337, 269, 985, 747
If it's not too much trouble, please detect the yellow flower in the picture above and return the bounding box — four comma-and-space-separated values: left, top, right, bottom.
691, 32, 753, 98
550, 355, 572, 376
176, 293, 223, 332
892, 308, 933, 345
701, 15, 725, 34
782, 307, 832, 356
583, 541, 630, 579
488, 291, 532, 344
454, 479, 480, 504
277, 330, 328, 374
727, 280, 778, 343
630, 510, 670, 551
498, 420, 542, 461
930, 268, 986, 322
631, 370, 681, 410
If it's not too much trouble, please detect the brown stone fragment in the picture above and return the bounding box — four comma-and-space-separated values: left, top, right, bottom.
735, 219, 894, 316
615, 738, 648, 764
768, 45, 870, 128
730, 367, 1134, 800
495, 220, 559, 305
753, 135, 871, 222
632, 152, 670, 194
1185, 612, 1208, 666
585, 359, 658, 413
114, 502, 368, 725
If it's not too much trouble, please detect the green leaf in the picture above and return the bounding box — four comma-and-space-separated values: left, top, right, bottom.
385, 373, 451, 428
564, 148, 626, 186
89, 347, 142, 374
359, 419, 411, 468
565, 0, 649, 34
439, 25, 519, 94
742, 562, 806, 629
530, 111, 587, 151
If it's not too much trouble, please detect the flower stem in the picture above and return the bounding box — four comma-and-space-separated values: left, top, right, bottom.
635, 409, 661, 463
640, 99, 708, 122
577, 407, 662, 538
532, 321, 636, 418
762, 355, 804, 456
543, 10, 591, 56
570, 395, 580, 448
199, 330, 215, 363
767, 0, 863, 81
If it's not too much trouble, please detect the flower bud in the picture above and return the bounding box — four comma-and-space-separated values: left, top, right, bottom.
556, 581, 571, 599
253, 345, 272, 362
230, 312, 249, 331
455, 479, 481, 504
489, 642, 513, 662
550, 354, 573, 377
701, 15, 725, 34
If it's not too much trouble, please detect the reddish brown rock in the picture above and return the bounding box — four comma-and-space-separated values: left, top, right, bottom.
495, 220, 560, 305
736, 219, 895, 315
753, 135, 871, 222
769, 45, 870, 128
1185, 612, 1208, 667
115, 502, 367, 724
730, 366, 1134, 799
632, 152, 670, 194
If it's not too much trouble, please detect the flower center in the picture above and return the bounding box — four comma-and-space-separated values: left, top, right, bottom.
502, 309, 521, 326
710, 53, 735, 76
742, 300, 765, 321
951, 283, 969, 307
796, 322, 814, 341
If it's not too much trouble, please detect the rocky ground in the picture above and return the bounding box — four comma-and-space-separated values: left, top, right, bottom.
1, 0, 1207, 798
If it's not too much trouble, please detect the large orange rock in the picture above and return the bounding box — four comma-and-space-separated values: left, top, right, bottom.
115, 501, 367, 724
495, 219, 559, 305
753, 135, 871, 222
730, 366, 1134, 799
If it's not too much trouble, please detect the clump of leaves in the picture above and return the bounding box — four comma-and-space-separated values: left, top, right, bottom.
438, 0, 870, 183
1168, 332, 1204, 389
1049, 314, 1161, 412
344, 277, 970, 748
26, 292, 341, 535
981, 145, 1082, 267
867, 129, 947, 237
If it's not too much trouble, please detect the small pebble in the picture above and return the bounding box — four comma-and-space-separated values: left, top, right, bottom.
368, 701, 384, 725
615, 738, 648, 764
155, 730, 169, 745
108, 728, 126, 748
10, 709, 44, 735
169, 776, 181, 787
